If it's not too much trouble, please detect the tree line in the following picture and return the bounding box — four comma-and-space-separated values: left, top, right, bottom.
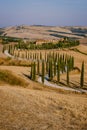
30, 52, 84, 88
2, 42, 85, 89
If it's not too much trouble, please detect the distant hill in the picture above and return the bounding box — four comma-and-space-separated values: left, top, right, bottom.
0, 25, 87, 40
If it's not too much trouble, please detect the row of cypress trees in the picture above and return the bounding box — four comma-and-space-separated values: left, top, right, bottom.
30, 53, 75, 85
3, 44, 85, 88
30, 59, 85, 88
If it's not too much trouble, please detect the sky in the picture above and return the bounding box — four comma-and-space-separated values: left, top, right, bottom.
0, 0, 87, 27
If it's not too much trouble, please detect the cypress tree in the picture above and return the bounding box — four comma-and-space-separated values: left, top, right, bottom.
46, 61, 48, 74
28, 52, 29, 60
48, 60, 53, 81
61, 60, 65, 73
55, 52, 57, 62
17, 51, 20, 58
31, 63, 33, 80
40, 52, 42, 60
59, 54, 62, 65
45, 52, 47, 62
35, 53, 37, 60
67, 62, 69, 86
2, 46, 5, 53
33, 53, 35, 60
37, 53, 39, 60
31, 62, 36, 81
42, 60, 45, 83
69, 56, 72, 71
80, 61, 84, 88
65, 54, 67, 66
26, 51, 27, 59
8, 45, 11, 54
47, 53, 49, 62
72, 56, 74, 70
57, 61, 60, 83
33, 62, 36, 81
63, 53, 65, 61
52, 51, 55, 60
54, 60, 56, 76
10, 44, 13, 55
57, 53, 59, 62
37, 60, 40, 75
30, 52, 32, 59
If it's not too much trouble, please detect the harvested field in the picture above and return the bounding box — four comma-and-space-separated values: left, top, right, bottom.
0, 85, 87, 130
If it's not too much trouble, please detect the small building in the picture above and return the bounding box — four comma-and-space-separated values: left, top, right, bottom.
36, 39, 58, 45
36, 39, 47, 45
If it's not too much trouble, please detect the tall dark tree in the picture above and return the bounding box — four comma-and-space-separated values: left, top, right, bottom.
28, 52, 29, 60
45, 52, 47, 62
48, 60, 53, 81
80, 61, 84, 88
67, 62, 69, 86
57, 61, 60, 83
40, 52, 42, 60
8, 45, 11, 54
34, 53, 36, 60
31, 63, 34, 80
54, 59, 56, 76
37, 60, 40, 75
42, 60, 45, 83
33, 62, 36, 81
2, 46, 5, 53
31, 62, 36, 81
72, 56, 74, 70
46, 61, 48, 74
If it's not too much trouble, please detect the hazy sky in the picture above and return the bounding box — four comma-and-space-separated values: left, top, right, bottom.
0, 0, 87, 27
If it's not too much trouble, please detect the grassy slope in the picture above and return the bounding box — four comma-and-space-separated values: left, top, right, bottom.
0, 85, 87, 130
0, 69, 28, 86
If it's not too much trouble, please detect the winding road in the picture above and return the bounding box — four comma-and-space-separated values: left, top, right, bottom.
38, 76, 87, 93
4, 50, 87, 93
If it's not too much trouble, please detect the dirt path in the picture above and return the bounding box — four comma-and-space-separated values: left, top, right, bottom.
38, 76, 87, 93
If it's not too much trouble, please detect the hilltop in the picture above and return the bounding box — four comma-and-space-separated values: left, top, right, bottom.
0, 25, 87, 41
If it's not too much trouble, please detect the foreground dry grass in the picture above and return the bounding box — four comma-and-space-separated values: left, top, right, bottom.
0, 85, 87, 130
0, 61, 87, 130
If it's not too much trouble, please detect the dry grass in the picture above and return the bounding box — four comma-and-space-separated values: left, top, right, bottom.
0, 57, 31, 66
0, 85, 87, 130
0, 69, 28, 86
75, 44, 87, 54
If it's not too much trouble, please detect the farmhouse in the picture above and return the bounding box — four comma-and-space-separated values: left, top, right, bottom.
36, 39, 58, 45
